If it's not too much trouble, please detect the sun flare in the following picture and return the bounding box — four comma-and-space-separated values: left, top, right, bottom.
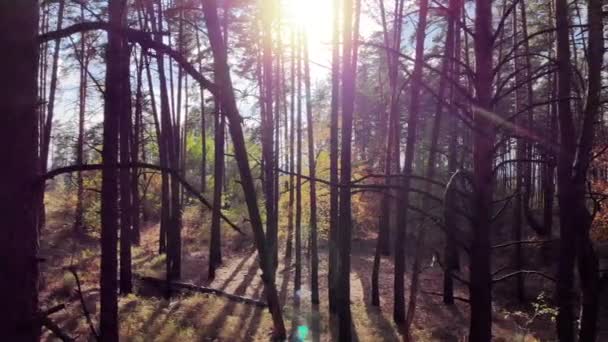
281, 0, 335, 64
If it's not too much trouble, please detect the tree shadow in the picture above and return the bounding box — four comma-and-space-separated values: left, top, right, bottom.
240, 283, 265, 339
205, 258, 261, 334
215, 248, 257, 291
327, 312, 360, 342
352, 254, 402, 341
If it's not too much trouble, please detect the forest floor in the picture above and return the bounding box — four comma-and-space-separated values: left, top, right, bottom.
37, 201, 607, 341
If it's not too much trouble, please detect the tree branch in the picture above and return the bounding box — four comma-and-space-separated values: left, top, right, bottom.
492, 270, 556, 283
41, 163, 246, 235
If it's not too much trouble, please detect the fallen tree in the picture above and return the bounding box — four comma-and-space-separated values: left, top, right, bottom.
136, 275, 267, 308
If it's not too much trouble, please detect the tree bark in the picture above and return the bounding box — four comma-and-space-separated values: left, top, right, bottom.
74, 9, 89, 233
295, 29, 303, 300
0, 1, 40, 339
303, 35, 319, 305
469, 0, 494, 338
555, 0, 577, 337
261, 0, 278, 273
328, 0, 341, 313
100, 0, 127, 339
337, 0, 360, 338
119, 41, 133, 295
209, 101, 225, 280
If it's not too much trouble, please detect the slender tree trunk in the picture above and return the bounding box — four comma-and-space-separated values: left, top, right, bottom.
196, 30, 207, 193
295, 30, 303, 300
512, 5, 525, 302
443, 0, 462, 305
404, 0, 453, 333
469, 0, 494, 338
574, 0, 603, 338
119, 43, 133, 295
131, 51, 145, 246
261, 0, 278, 273
555, 0, 577, 337
100, 0, 127, 339
393, 0, 429, 326
74, 13, 88, 233
328, 0, 341, 313
0, 1, 40, 339
303, 35, 319, 305
209, 101, 225, 280
285, 29, 296, 265
337, 0, 360, 338
202, 1, 286, 337
146, 1, 170, 256
39, 0, 65, 231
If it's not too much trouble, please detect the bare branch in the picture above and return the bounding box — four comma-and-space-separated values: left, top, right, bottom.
41, 163, 246, 235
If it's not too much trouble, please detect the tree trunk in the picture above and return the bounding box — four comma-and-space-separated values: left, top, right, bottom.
119, 42, 133, 295
511, 5, 525, 302
469, 0, 494, 338
202, 1, 286, 338
555, 0, 577, 337
328, 0, 341, 314
303, 35, 319, 305
0, 1, 40, 339
131, 51, 145, 246
146, 0, 170, 256
74, 11, 88, 233
100, 0, 127, 339
404, 0, 451, 333
39, 0, 65, 231
443, 0, 462, 305
195, 29, 207, 194
295, 30, 303, 300
393, 0, 429, 326
337, 0, 360, 338
261, 0, 278, 273
209, 101, 225, 280
574, 0, 603, 338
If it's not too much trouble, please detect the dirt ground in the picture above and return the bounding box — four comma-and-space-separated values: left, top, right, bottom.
38, 205, 591, 342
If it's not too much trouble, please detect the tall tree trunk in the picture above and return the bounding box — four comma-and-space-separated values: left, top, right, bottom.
74, 12, 88, 233
131, 51, 145, 245
303, 34, 319, 305
261, 0, 278, 273
469, 0, 494, 338
328, 0, 341, 313
443, 0, 462, 305
195, 30, 207, 193
404, 0, 451, 333
100, 0, 127, 339
0, 1, 40, 339
285, 29, 296, 265
201, 1, 286, 338
379, 0, 405, 258
146, 0, 170, 256
295, 30, 303, 301
119, 43, 133, 295
394, 0, 429, 326
209, 101, 224, 280
337, 0, 360, 338
39, 0, 65, 231
555, 0, 577, 337
512, 4, 525, 302
574, 0, 603, 338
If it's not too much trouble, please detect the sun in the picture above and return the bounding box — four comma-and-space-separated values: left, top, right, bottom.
281, 0, 334, 65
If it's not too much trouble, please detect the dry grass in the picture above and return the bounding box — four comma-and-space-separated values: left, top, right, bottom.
39, 191, 556, 341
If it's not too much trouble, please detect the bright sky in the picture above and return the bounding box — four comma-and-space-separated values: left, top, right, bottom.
282, 0, 377, 81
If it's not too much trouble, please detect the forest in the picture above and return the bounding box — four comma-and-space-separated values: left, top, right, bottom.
2, 0, 608, 340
